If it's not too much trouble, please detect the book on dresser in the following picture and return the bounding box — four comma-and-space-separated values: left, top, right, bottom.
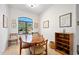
55, 32, 73, 55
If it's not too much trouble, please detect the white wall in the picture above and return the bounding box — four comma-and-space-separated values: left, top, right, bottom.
8, 7, 40, 33
40, 4, 77, 54
0, 4, 9, 54
0, 28, 8, 54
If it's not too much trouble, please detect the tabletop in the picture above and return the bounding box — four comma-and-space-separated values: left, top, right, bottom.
32, 36, 44, 44
20, 34, 44, 44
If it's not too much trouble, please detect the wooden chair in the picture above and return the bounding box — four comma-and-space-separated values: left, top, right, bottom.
8, 33, 18, 46
19, 36, 30, 55
30, 39, 48, 55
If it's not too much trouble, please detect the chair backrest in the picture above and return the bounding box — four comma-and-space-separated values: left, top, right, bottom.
32, 39, 48, 55
19, 36, 22, 47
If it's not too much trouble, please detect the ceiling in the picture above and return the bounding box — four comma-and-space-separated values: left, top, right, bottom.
8, 4, 53, 15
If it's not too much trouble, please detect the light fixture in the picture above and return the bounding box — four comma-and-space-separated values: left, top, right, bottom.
26, 4, 39, 8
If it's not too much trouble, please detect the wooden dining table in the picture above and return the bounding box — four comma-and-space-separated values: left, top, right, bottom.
24, 35, 45, 54
21, 34, 44, 46
31, 36, 44, 44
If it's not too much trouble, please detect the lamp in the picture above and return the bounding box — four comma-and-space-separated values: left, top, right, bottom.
26, 4, 39, 8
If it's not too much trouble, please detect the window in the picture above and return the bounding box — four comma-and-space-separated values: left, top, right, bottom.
18, 17, 33, 34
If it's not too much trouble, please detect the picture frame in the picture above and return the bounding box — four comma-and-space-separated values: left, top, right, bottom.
34, 22, 38, 28
11, 19, 16, 28
3, 14, 8, 28
77, 21, 79, 25
43, 20, 49, 28
59, 13, 72, 27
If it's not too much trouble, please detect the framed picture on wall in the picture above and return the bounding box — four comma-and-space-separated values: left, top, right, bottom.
11, 19, 17, 28
34, 22, 38, 28
59, 13, 72, 27
77, 21, 79, 25
3, 14, 8, 28
43, 20, 49, 28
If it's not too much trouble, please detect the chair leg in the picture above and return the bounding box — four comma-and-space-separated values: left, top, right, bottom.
46, 41, 48, 55
20, 48, 21, 55
29, 47, 31, 55
46, 49, 47, 55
